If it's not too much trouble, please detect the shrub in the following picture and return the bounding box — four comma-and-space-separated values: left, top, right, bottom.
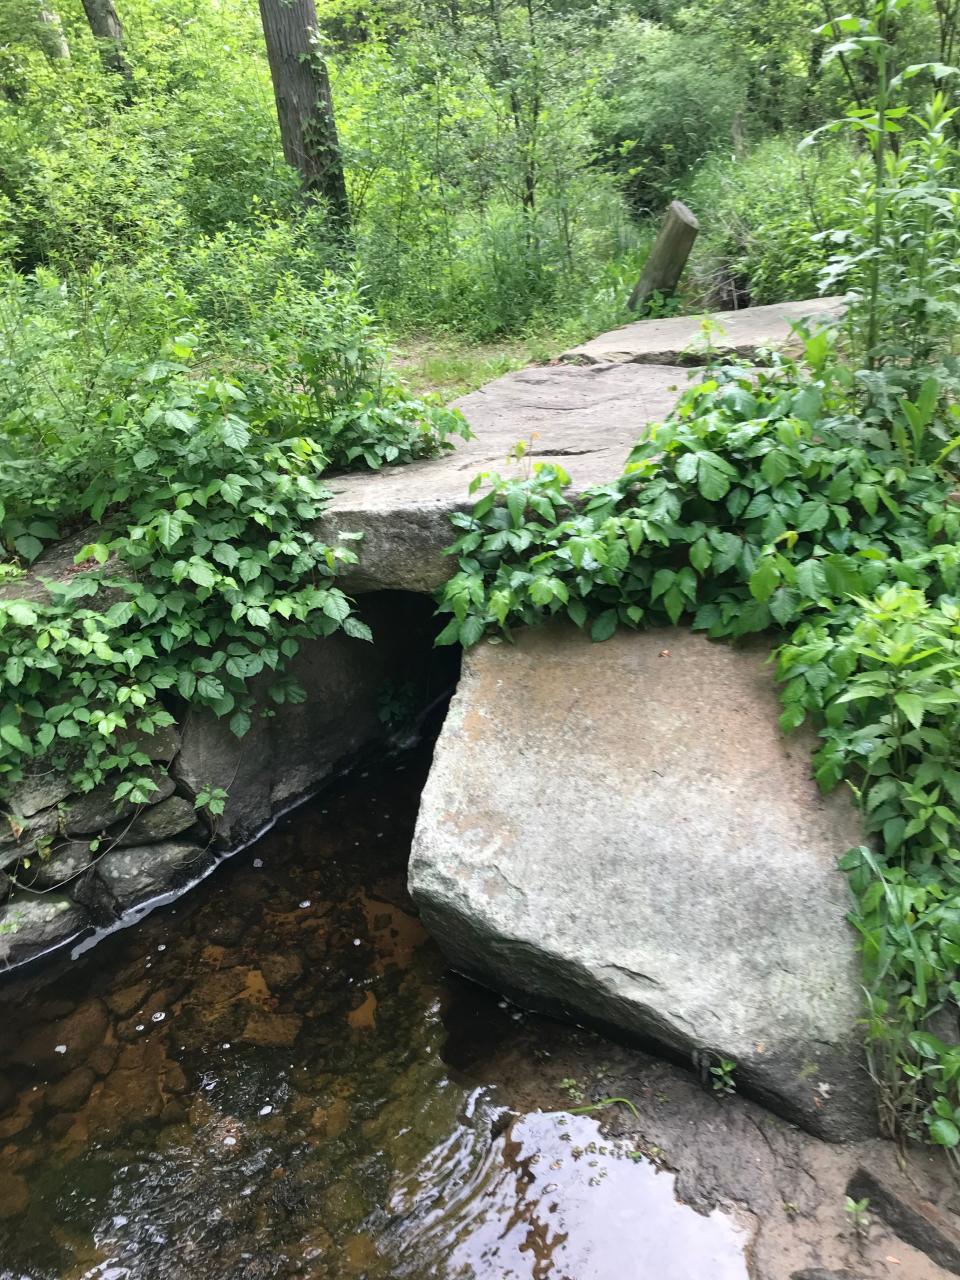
591, 18, 746, 215
685, 135, 857, 307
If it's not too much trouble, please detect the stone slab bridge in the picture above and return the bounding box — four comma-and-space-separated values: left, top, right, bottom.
323, 294, 873, 1143
3, 297, 873, 1142
318, 298, 842, 594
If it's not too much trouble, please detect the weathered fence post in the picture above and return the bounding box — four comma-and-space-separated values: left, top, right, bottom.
627, 200, 700, 312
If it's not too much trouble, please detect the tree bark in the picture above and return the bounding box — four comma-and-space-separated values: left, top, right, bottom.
80, 0, 132, 80
37, 4, 70, 60
627, 200, 700, 312
258, 0, 350, 228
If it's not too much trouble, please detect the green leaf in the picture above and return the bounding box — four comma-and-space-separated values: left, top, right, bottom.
177, 671, 197, 699
197, 675, 225, 701
220, 475, 244, 505
792, 385, 823, 423
795, 559, 827, 600
749, 558, 780, 603
221, 417, 251, 450
133, 447, 158, 470
506, 488, 526, 527
155, 510, 183, 549
187, 559, 216, 589
14, 534, 43, 563
0, 724, 31, 752
230, 711, 252, 739
213, 543, 240, 569
697, 452, 736, 501
343, 616, 373, 641
769, 587, 799, 626
689, 538, 712, 573
320, 593, 351, 623
796, 500, 830, 532
567, 599, 587, 628
761, 450, 793, 488
663, 586, 685, 625
894, 692, 925, 729
929, 1117, 960, 1148
435, 617, 462, 646
5, 601, 37, 627
590, 610, 618, 642
459, 615, 485, 646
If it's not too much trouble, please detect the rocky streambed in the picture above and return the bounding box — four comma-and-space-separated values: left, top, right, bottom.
0, 736, 957, 1280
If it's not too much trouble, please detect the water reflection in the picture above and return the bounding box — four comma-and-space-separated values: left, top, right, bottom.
0, 747, 747, 1280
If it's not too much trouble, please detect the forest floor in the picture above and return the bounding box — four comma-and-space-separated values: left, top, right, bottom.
390, 331, 568, 400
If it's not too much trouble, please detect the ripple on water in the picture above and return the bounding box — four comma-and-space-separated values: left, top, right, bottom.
386, 1108, 747, 1280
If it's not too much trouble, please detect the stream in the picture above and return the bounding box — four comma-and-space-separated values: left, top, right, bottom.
0, 741, 749, 1280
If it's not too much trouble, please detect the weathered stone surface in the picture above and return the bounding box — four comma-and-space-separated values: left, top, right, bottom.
28, 841, 93, 890
96, 841, 208, 910
0, 806, 59, 868
117, 722, 182, 764
410, 624, 873, 1140
63, 771, 175, 836
116, 795, 197, 846
3, 771, 72, 818
319, 362, 688, 593
0, 895, 88, 967
848, 1166, 960, 1275
562, 297, 844, 365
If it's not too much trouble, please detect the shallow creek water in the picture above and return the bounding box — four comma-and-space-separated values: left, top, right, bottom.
0, 744, 749, 1280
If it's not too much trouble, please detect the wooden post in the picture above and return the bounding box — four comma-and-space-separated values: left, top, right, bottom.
627, 200, 700, 312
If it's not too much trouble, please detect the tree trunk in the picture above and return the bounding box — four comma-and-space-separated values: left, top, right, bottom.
80, 0, 132, 80
627, 201, 700, 312
258, 0, 349, 228
37, 4, 70, 60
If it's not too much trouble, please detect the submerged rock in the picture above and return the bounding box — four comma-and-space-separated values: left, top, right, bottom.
409, 624, 874, 1140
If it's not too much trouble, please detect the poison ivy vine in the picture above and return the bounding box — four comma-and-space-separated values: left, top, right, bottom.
0, 347, 465, 804
437, 349, 960, 1152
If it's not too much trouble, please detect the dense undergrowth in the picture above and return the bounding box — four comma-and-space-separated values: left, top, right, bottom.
0, 275, 465, 801
438, 9, 960, 1153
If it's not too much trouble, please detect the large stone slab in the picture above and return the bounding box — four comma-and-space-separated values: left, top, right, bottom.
562, 297, 844, 365
409, 624, 874, 1140
319, 362, 689, 593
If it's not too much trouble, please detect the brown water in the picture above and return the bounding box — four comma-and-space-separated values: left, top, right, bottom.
0, 745, 748, 1280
